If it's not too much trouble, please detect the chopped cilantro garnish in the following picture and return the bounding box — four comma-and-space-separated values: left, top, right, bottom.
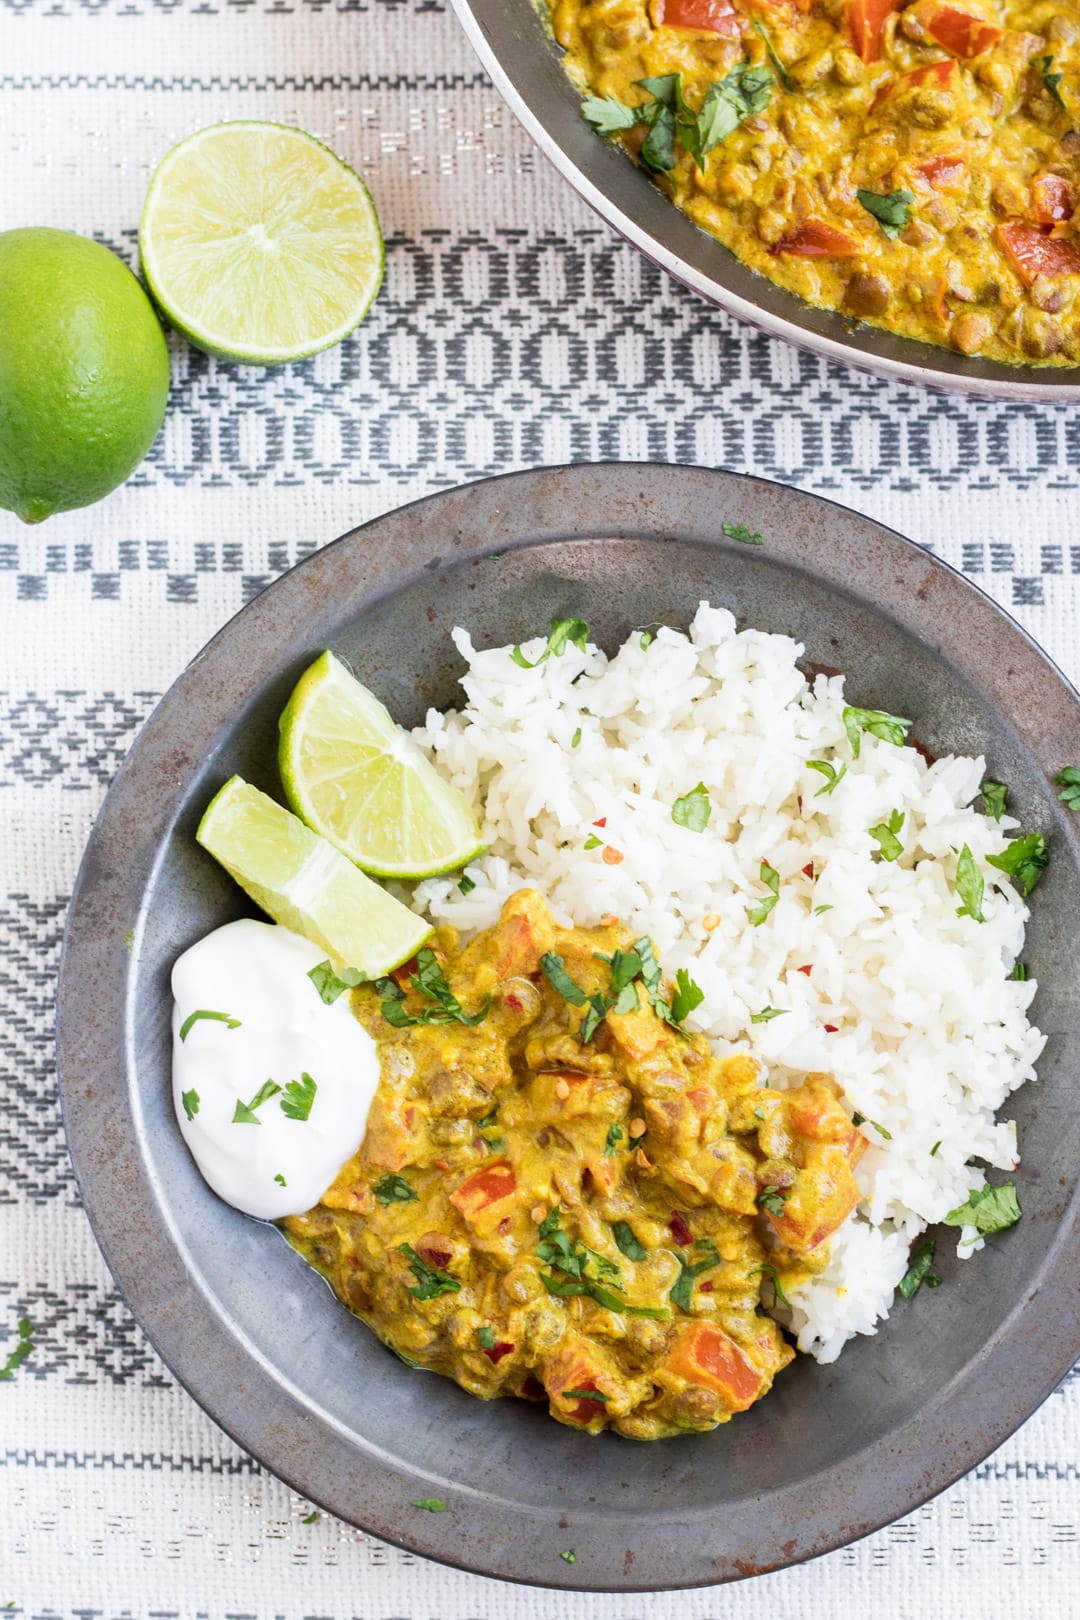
583, 834, 603, 851
749, 1263, 792, 1309
842, 705, 913, 757
181, 1088, 199, 1121
986, 831, 1048, 897
722, 518, 764, 546
562, 1387, 611, 1402
179, 1007, 241, 1042
955, 843, 985, 923
631, 934, 701, 1031
1037, 54, 1067, 110
457, 874, 476, 895
639, 630, 653, 650
869, 808, 904, 862
857, 187, 914, 240
603, 1123, 625, 1156
750, 1005, 785, 1024
813, 903, 833, 915
540, 951, 589, 1007
280, 1072, 317, 1122
807, 759, 846, 797
232, 1079, 281, 1124
581, 94, 641, 135
747, 859, 780, 926
380, 947, 490, 1028
669, 1244, 719, 1311
611, 1221, 648, 1261
307, 961, 362, 1004
571, 727, 582, 748
981, 780, 1008, 822
1054, 766, 1080, 810
578, 992, 609, 1043
0, 1316, 33, 1381
930, 1140, 941, 1157
671, 781, 712, 832
274, 1173, 286, 1187
670, 967, 704, 1024
943, 1180, 1021, 1240
751, 16, 794, 91
301, 1510, 319, 1523
374, 1172, 418, 1206
898, 1241, 940, 1299
1010, 961, 1028, 981
477, 1326, 496, 1350
511, 617, 589, 669
582, 64, 772, 175
398, 1244, 461, 1299
411, 1497, 447, 1512
680, 63, 774, 169
756, 1185, 788, 1217
560, 1548, 578, 1563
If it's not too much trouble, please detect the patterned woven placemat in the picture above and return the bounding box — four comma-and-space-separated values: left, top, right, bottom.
1, 1, 1078, 1613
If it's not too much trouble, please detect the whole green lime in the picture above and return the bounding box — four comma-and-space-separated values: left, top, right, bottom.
0, 228, 170, 523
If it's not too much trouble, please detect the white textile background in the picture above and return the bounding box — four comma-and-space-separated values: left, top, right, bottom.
1, 0, 1078, 1614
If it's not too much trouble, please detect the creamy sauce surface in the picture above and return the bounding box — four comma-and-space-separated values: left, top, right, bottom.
171, 917, 379, 1219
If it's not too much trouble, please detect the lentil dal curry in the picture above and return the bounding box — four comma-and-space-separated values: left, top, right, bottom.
286, 891, 866, 1439
549, 0, 1080, 364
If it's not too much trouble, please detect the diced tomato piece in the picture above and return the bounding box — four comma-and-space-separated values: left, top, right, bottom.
668, 1210, 694, 1247
845, 0, 902, 63
772, 222, 861, 258
449, 1159, 517, 1220
482, 1340, 515, 1365
664, 1323, 764, 1410
652, 0, 742, 33
519, 1374, 546, 1400
923, 4, 1001, 55
999, 222, 1080, 285
1032, 175, 1076, 226
914, 149, 968, 188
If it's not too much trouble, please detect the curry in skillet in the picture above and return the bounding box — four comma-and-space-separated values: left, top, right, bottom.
548, 0, 1080, 364
285, 892, 866, 1438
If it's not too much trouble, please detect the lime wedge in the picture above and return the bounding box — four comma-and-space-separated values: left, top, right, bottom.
139, 121, 383, 364
196, 776, 431, 976
278, 651, 486, 880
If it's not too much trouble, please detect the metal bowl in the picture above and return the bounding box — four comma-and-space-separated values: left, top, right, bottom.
450, 0, 1080, 401
57, 464, 1080, 1591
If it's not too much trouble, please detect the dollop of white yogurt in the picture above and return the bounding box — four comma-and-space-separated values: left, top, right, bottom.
172, 917, 380, 1219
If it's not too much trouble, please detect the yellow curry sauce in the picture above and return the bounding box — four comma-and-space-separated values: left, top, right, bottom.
549, 0, 1080, 363
285, 892, 867, 1439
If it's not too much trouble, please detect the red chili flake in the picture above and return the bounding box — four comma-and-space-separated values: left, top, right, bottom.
699, 1281, 714, 1293
823, 1024, 838, 1034
504, 992, 523, 1012
802, 862, 814, 879
497, 1216, 511, 1235
482, 1340, 515, 1365
593, 816, 607, 828
668, 1210, 693, 1247
797, 964, 813, 977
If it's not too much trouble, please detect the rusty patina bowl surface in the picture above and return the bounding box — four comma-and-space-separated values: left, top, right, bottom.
58, 464, 1080, 1590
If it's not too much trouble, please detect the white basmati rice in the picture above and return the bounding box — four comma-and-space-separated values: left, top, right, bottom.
411, 604, 1044, 1363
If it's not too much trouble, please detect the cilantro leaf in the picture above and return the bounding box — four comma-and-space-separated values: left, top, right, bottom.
181, 1088, 199, 1121
639, 630, 653, 650
608, 947, 643, 994
722, 518, 764, 546
560, 1548, 577, 1563
750, 1005, 785, 1024
1010, 961, 1028, 981
807, 759, 846, 797
457, 874, 476, 895
747, 859, 780, 926
603, 1123, 625, 1156
583, 834, 603, 851
986, 831, 1049, 897
280, 1072, 317, 1122
749, 1262, 792, 1309
511, 617, 590, 669
374, 1172, 418, 1206
581, 94, 642, 135
307, 961, 362, 1005
682, 63, 774, 169
670, 1244, 719, 1311
274, 1173, 286, 1187
411, 1497, 447, 1512
756, 1185, 788, 1217
1054, 766, 1080, 810
232, 1079, 281, 1124
0, 1316, 33, 1381
671, 781, 712, 832
477, 1326, 495, 1350
562, 1387, 611, 1402
898, 1241, 940, 1299
381, 947, 490, 1028
640, 103, 677, 173
955, 843, 985, 923
398, 1244, 461, 1299
981, 780, 1008, 822
540, 951, 589, 1007
857, 187, 914, 240
571, 727, 582, 748
579, 992, 609, 1043
179, 1008, 241, 1042
869, 808, 905, 862
611, 1221, 648, 1261
670, 967, 704, 1023
842, 705, 913, 756
1037, 54, 1067, 110
943, 1181, 1022, 1238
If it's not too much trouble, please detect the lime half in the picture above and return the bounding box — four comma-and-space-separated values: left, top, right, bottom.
279, 651, 486, 880
139, 121, 384, 364
197, 776, 431, 976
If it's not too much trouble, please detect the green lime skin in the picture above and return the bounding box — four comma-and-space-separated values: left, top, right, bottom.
0, 228, 170, 523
